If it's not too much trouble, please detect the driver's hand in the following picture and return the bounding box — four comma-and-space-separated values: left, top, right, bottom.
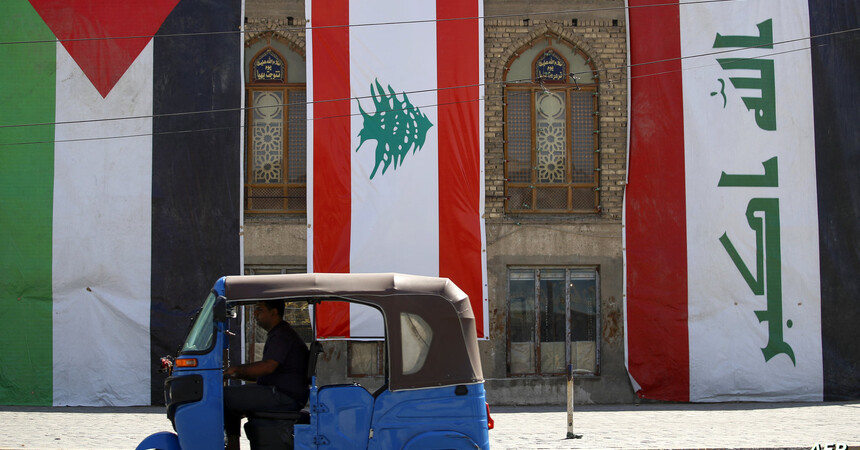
224, 366, 239, 379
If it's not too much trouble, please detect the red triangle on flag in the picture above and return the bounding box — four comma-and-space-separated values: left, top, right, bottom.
29, 0, 180, 98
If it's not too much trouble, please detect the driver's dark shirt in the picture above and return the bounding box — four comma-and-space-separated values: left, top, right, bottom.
256, 321, 310, 405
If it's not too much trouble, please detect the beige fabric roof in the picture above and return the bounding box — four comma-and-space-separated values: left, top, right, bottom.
222, 273, 483, 391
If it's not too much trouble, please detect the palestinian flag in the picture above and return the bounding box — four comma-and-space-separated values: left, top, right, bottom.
306, 0, 488, 338
625, 0, 860, 401
0, 0, 242, 406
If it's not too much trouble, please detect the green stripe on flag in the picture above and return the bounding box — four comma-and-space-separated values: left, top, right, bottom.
0, 0, 55, 405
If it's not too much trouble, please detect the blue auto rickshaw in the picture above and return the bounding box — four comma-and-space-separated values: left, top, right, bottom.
137, 273, 492, 449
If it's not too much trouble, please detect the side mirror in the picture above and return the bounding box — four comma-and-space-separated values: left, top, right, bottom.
214, 297, 238, 322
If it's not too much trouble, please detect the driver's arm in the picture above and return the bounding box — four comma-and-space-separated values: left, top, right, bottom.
224, 359, 278, 382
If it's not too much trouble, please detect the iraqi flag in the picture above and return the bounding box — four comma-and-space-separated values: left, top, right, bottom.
306, 0, 488, 339
0, 0, 242, 406
624, 0, 860, 401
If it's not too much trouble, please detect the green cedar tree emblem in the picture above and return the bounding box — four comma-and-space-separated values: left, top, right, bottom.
355, 79, 433, 179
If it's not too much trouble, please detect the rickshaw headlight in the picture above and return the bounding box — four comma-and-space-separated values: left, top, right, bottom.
175, 358, 198, 368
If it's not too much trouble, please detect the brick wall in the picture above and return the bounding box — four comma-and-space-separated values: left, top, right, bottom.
245, 17, 306, 55
484, 18, 628, 221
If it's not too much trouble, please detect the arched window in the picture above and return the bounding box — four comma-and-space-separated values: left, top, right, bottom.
245, 39, 306, 213
504, 36, 599, 214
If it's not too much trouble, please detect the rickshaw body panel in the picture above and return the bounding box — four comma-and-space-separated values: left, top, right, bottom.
170, 366, 225, 450
369, 383, 489, 449
293, 383, 374, 449
139, 360, 226, 450
294, 382, 489, 449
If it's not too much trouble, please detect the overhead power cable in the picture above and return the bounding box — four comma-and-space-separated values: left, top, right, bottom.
0, 24, 857, 146
0, 0, 741, 47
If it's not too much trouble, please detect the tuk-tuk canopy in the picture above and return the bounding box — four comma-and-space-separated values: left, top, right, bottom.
221, 273, 483, 391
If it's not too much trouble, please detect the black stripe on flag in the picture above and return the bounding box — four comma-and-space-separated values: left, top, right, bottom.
151, 0, 242, 404
809, 0, 860, 401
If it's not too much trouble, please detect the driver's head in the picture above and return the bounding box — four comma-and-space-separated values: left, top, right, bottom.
253, 300, 285, 332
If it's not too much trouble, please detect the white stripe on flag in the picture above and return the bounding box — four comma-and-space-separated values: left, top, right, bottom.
348, 1, 440, 277
680, 0, 822, 401
341, 1, 441, 339
348, 302, 385, 339
52, 41, 152, 406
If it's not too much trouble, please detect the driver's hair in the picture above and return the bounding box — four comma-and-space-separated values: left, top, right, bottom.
260, 299, 285, 318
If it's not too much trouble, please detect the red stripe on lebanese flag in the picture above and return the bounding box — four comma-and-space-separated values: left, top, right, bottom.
625, 0, 689, 401
436, 0, 487, 338
310, 0, 351, 337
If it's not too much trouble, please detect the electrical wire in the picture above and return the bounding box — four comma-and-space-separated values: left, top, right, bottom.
0, 0, 743, 47
0, 12, 857, 146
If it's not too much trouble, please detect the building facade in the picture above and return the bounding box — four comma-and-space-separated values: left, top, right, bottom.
241, 0, 633, 404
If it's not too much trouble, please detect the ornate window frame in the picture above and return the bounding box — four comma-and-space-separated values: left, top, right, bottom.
503, 35, 600, 214
245, 39, 307, 214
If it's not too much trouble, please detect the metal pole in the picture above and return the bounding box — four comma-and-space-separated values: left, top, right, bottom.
566, 365, 583, 439
567, 364, 582, 439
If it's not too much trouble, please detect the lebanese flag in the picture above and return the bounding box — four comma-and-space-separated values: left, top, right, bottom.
625, 0, 860, 401
0, 0, 242, 406
306, 0, 488, 338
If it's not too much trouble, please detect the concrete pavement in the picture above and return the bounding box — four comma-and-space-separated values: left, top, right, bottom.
489, 402, 859, 450
0, 401, 857, 449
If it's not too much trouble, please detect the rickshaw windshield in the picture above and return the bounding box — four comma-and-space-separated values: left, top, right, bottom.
181, 291, 218, 353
